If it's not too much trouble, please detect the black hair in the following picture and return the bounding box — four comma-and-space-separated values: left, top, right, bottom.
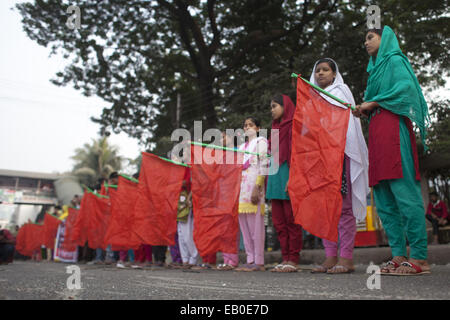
315, 58, 337, 73
271, 94, 284, 107
429, 191, 438, 197
109, 171, 119, 179
367, 28, 383, 37
244, 116, 261, 128
132, 172, 140, 179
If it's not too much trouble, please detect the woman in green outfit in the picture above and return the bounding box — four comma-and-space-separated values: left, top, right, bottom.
353, 26, 431, 275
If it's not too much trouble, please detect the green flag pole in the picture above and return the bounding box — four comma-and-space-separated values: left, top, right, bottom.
119, 173, 139, 184
158, 155, 191, 168
190, 141, 270, 158
291, 73, 355, 111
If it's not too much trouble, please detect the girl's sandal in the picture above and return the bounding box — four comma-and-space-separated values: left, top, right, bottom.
326, 265, 355, 274
270, 264, 285, 272
311, 265, 329, 273
280, 264, 298, 273
389, 262, 431, 276
191, 263, 211, 270
380, 260, 400, 275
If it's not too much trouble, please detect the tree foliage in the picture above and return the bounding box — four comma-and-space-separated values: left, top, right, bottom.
16, 0, 449, 155
71, 137, 123, 187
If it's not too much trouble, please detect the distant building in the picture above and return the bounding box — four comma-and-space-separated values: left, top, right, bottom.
0, 169, 82, 230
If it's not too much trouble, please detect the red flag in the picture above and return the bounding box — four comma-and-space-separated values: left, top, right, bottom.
132, 152, 185, 246
288, 78, 350, 242
87, 193, 111, 250
42, 213, 61, 249
71, 192, 91, 246
15, 223, 44, 257
105, 177, 140, 250
99, 183, 107, 196
190, 145, 243, 256
64, 207, 80, 251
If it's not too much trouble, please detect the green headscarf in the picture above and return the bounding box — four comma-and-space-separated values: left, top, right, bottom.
364, 26, 430, 146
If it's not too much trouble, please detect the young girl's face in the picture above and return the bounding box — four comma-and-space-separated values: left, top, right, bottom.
271, 101, 284, 121
314, 62, 336, 89
244, 119, 259, 139
365, 31, 381, 56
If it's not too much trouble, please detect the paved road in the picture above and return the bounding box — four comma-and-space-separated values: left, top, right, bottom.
1, 261, 449, 301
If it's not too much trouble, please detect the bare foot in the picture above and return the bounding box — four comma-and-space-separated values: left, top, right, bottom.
312, 256, 337, 273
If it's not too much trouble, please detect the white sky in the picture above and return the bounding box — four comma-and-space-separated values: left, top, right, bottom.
0, 0, 142, 174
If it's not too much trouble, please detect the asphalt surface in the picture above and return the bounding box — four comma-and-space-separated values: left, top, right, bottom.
1, 260, 449, 300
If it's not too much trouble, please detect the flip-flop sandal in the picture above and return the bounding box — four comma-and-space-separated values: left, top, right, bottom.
217, 264, 235, 271
280, 264, 298, 273
242, 264, 265, 272
380, 260, 400, 275
311, 265, 329, 273
326, 265, 355, 274
191, 263, 211, 270
389, 262, 431, 276
270, 264, 285, 272
235, 264, 254, 272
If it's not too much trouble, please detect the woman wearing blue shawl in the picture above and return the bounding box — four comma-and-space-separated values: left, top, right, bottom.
353, 26, 431, 275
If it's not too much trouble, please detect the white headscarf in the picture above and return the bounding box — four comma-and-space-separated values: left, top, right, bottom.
310, 58, 370, 222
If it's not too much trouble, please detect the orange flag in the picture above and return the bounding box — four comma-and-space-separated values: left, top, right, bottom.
42, 213, 61, 249
64, 207, 80, 251
87, 193, 111, 250
71, 192, 91, 246
190, 145, 243, 256
16, 223, 44, 257
132, 152, 185, 246
288, 78, 350, 242
105, 176, 140, 250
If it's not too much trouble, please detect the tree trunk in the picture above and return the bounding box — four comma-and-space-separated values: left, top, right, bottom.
198, 74, 217, 129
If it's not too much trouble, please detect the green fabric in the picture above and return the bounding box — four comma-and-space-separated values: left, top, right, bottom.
364, 26, 430, 147
266, 161, 290, 200
373, 117, 427, 260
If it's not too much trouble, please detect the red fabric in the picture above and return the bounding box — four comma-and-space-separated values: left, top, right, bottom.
87, 194, 111, 250
427, 200, 448, 219
183, 167, 192, 193
201, 253, 217, 265
368, 109, 402, 186
190, 145, 243, 257
99, 183, 107, 196
42, 213, 61, 249
15, 224, 44, 257
288, 78, 350, 242
64, 208, 80, 251
132, 152, 186, 246
104, 177, 140, 251
271, 199, 303, 264
134, 244, 152, 263
71, 192, 91, 246
368, 109, 420, 186
270, 95, 296, 166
